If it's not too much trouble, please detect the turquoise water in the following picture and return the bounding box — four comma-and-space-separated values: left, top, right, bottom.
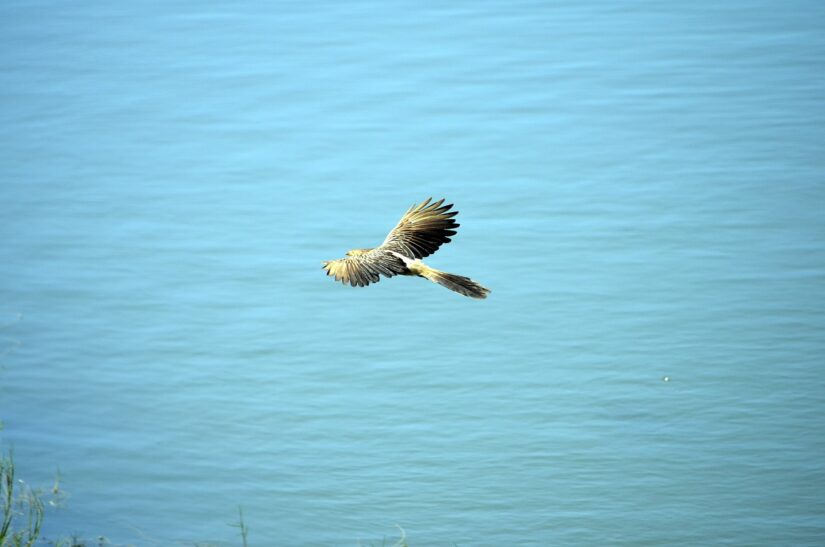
2, 1, 825, 545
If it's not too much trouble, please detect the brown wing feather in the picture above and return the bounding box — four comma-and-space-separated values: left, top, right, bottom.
379, 197, 459, 259
322, 249, 406, 287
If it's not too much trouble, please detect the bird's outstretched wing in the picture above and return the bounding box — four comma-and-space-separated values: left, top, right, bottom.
380, 197, 459, 259
322, 249, 407, 287
323, 198, 460, 288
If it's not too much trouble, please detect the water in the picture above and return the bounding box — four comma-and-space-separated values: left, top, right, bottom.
2, 1, 824, 545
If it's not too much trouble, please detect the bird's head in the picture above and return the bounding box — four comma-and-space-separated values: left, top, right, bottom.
345, 248, 371, 257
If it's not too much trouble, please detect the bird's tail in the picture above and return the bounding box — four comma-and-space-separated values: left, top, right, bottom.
419, 266, 490, 299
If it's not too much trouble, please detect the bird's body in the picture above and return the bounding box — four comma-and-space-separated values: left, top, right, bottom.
322, 198, 490, 299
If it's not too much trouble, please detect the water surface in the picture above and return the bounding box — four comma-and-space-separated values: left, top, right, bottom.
1, 1, 824, 545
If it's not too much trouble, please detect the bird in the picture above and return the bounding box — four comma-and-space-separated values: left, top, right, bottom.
322, 197, 490, 299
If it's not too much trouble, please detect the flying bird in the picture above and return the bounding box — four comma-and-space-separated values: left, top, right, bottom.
322, 198, 490, 299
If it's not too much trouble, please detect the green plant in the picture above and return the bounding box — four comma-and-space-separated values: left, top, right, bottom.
0, 450, 44, 547
360, 525, 408, 547
230, 507, 249, 547
389, 525, 408, 547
